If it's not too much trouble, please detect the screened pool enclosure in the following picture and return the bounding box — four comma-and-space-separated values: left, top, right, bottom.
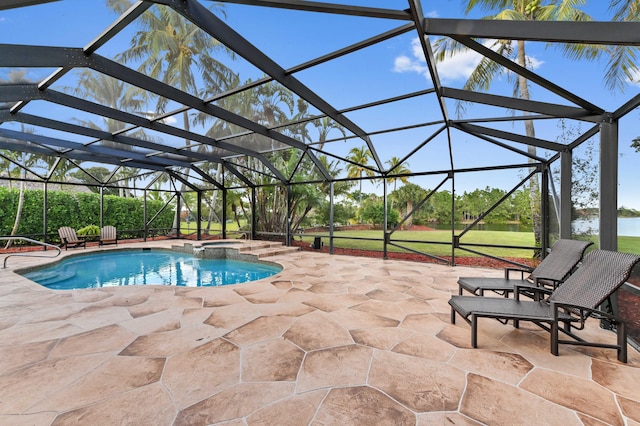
1, 0, 639, 260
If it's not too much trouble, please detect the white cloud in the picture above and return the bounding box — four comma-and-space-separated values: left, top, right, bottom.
161, 116, 177, 125
144, 111, 177, 125
393, 54, 427, 74
525, 55, 544, 70
425, 10, 439, 18
436, 47, 485, 82
627, 68, 640, 87
393, 37, 544, 84
392, 38, 430, 79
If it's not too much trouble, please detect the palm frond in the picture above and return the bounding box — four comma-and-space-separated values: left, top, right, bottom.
605, 45, 640, 92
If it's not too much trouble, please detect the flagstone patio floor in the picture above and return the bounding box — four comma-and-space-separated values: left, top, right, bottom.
1, 240, 639, 425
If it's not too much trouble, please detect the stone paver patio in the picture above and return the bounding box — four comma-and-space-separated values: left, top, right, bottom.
1, 240, 639, 425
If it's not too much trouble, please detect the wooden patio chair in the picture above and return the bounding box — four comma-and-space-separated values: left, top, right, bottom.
57, 227, 86, 250
457, 239, 593, 298
449, 249, 640, 362
99, 226, 118, 246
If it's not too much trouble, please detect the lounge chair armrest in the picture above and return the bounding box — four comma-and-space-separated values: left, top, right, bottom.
514, 283, 552, 301
505, 266, 534, 279
531, 276, 564, 290
550, 301, 618, 322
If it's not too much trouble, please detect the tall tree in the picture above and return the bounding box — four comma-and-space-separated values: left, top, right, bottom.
604, 0, 640, 92
116, 2, 234, 132
390, 182, 426, 228
346, 145, 375, 223
434, 0, 595, 251
70, 70, 148, 197
313, 117, 347, 151
607, 1, 640, 149
112, 0, 236, 226
1, 70, 43, 248
385, 156, 411, 192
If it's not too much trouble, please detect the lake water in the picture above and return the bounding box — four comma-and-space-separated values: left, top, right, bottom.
573, 217, 640, 237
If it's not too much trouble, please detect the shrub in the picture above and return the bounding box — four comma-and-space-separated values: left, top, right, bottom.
0, 188, 174, 238
77, 224, 100, 236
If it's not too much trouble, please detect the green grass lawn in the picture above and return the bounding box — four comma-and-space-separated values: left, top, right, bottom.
300, 230, 640, 258
299, 229, 536, 258
180, 220, 246, 234
601, 236, 640, 254
179, 222, 640, 257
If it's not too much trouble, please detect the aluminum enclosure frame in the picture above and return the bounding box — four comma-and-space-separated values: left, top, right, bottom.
0, 0, 639, 256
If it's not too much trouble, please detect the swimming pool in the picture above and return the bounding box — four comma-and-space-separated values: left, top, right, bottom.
21, 249, 282, 290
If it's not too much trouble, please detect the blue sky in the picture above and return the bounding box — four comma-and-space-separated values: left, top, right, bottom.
1, 0, 639, 210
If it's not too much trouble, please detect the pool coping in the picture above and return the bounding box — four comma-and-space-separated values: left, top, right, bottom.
3, 239, 286, 292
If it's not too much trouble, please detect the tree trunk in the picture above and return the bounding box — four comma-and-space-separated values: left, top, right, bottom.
517, 40, 542, 252
406, 200, 413, 228
205, 163, 224, 233
358, 179, 363, 223
172, 110, 193, 233
5, 169, 26, 249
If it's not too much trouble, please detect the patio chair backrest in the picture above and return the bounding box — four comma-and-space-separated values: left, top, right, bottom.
550, 249, 640, 309
530, 239, 593, 282
58, 226, 78, 242
101, 226, 116, 240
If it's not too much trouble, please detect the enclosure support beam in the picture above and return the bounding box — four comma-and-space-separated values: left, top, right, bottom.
560, 150, 573, 239
43, 182, 48, 248
143, 190, 148, 242
541, 166, 550, 257
329, 181, 335, 255
198, 190, 203, 241
286, 185, 292, 247
99, 187, 104, 229
600, 115, 620, 330
251, 187, 257, 240
451, 175, 456, 266
599, 116, 618, 251
176, 190, 181, 239
383, 178, 388, 260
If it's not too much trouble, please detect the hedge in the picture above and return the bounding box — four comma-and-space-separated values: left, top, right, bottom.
0, 187, 175, 238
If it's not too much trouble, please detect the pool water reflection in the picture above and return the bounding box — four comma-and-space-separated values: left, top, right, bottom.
22, 249, 282, 290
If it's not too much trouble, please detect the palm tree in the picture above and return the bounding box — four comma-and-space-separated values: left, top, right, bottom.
254, 81, 295, 128
72, 70, 146, 133
346, 145, 375, 223
603, 0, 640, 92
385, 156, 411, 192
313, 116, 347, 151
196, 80, 312, 234
116, 3, 234, 133
0, 154, 12, 189
110, 2, 236, 231
114, 1, 235, 207
70, 70, 148, 197
607, 1, 640, 148
316, 154, 353, 197
390, 183, 426, 228
434, 0, 596, 249
1, 70, 44, 248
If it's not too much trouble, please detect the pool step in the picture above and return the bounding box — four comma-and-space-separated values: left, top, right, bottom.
237, 241, 287, 253
237, 241, 300, 258
248, 245, 300, 258
190, 240, 299, 258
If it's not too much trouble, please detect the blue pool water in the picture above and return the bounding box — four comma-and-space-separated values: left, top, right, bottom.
22, 249, 282, 290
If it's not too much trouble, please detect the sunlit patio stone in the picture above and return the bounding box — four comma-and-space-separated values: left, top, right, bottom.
0, 240, 638, 424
